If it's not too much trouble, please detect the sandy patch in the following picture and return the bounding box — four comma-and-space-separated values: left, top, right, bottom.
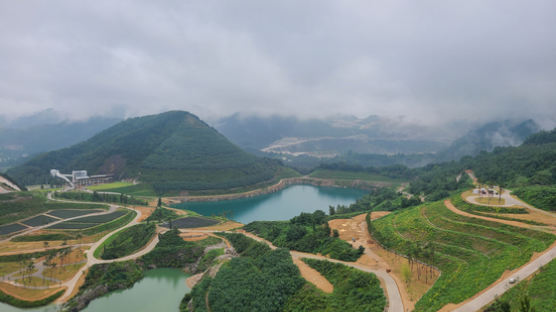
293, 257, 333, 293
180, 233, 209, 241
192, 221, 243, 231
186, 272, 204, 288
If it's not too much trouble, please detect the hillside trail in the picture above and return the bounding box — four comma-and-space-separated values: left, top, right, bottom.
444, 199, 547, 232
441, 199, 556, 311
237, 230, 404, 312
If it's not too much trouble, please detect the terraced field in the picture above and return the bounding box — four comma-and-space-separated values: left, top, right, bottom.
47, 210, 130, 230
451, 195, 545, 226
371, 200, 555, 311
0, 223, 28, 236
21, 215, 58, 227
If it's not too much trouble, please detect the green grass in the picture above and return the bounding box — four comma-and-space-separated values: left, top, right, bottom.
95, 224, 156, 260
370, 200, 554, 311
87, 181, 135, 191
486, 258, 556, 311
309, 169, 401, 184
99, 183, 157, 197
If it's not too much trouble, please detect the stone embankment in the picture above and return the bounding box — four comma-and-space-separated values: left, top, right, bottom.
165, 176, 381, 204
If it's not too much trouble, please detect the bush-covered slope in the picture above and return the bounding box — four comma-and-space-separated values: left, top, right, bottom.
8, 111, 283, 194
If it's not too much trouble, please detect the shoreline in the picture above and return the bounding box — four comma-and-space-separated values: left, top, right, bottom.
164, 176, 389, 204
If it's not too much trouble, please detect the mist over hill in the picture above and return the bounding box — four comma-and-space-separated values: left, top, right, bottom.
0, 112, 121, 170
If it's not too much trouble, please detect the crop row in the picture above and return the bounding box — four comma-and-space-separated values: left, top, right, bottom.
46, 209, 103, 219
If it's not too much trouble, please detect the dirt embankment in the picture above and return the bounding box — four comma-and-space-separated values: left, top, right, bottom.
164, 177, 381, 204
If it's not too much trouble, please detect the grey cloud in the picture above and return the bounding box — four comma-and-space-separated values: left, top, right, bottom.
0, 0, 555, 126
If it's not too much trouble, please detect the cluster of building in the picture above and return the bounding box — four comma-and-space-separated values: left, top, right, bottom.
50, 169, 112, 188
472, 187, 499, 196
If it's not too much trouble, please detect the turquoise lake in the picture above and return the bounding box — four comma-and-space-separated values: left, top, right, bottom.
173, 184, 367, 223
0, 269, 190, 312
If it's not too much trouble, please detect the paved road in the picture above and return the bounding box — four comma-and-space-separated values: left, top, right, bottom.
453, 244, 556, 312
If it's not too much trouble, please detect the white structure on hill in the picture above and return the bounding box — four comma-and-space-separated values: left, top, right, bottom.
50, 169, 112, 188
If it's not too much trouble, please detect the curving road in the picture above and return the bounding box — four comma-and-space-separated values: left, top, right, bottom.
453, 244, 556, 312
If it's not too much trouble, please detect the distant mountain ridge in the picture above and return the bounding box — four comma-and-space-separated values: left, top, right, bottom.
0, 115, 121, 170
8, 111, 282, 194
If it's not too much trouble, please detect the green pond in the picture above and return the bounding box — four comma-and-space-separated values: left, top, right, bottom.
173, 184, 367, 223
0, 269, 190, 312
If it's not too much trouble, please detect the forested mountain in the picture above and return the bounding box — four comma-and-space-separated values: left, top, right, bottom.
7, 111, 283, 194
0, 115, 120, 170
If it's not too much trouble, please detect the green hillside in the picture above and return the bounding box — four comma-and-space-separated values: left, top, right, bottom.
7, 111, 284, 195
370, 200, 554, 311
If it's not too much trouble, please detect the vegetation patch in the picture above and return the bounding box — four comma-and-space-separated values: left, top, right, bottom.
282, 259, 386, 312
21, 214, 58, 227
55, 191, 147, 206
370, 201, 554, 311
244, 210, 364, 261
162, 216, 219, 229
513, 185, 556, 212
145, 207, 179, 223
140, 229, 205, 268
87, 181, 135, 191
12, 233, 75, 242
47, 209, 104, 219
0, 288, 64, 308
188, 233, 304, 312
96, 224, 156, 260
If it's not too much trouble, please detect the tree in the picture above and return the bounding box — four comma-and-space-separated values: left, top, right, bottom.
402, 263, 411, 285
329, 206, 335, 215
157, 197, 162, 208
519, 295, 536, 312
333, 229, 339, 237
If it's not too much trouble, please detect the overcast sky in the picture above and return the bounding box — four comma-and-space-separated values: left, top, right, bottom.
1, 0, 555, 126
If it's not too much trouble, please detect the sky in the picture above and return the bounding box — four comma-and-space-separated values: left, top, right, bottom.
1, 0, 555, 126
